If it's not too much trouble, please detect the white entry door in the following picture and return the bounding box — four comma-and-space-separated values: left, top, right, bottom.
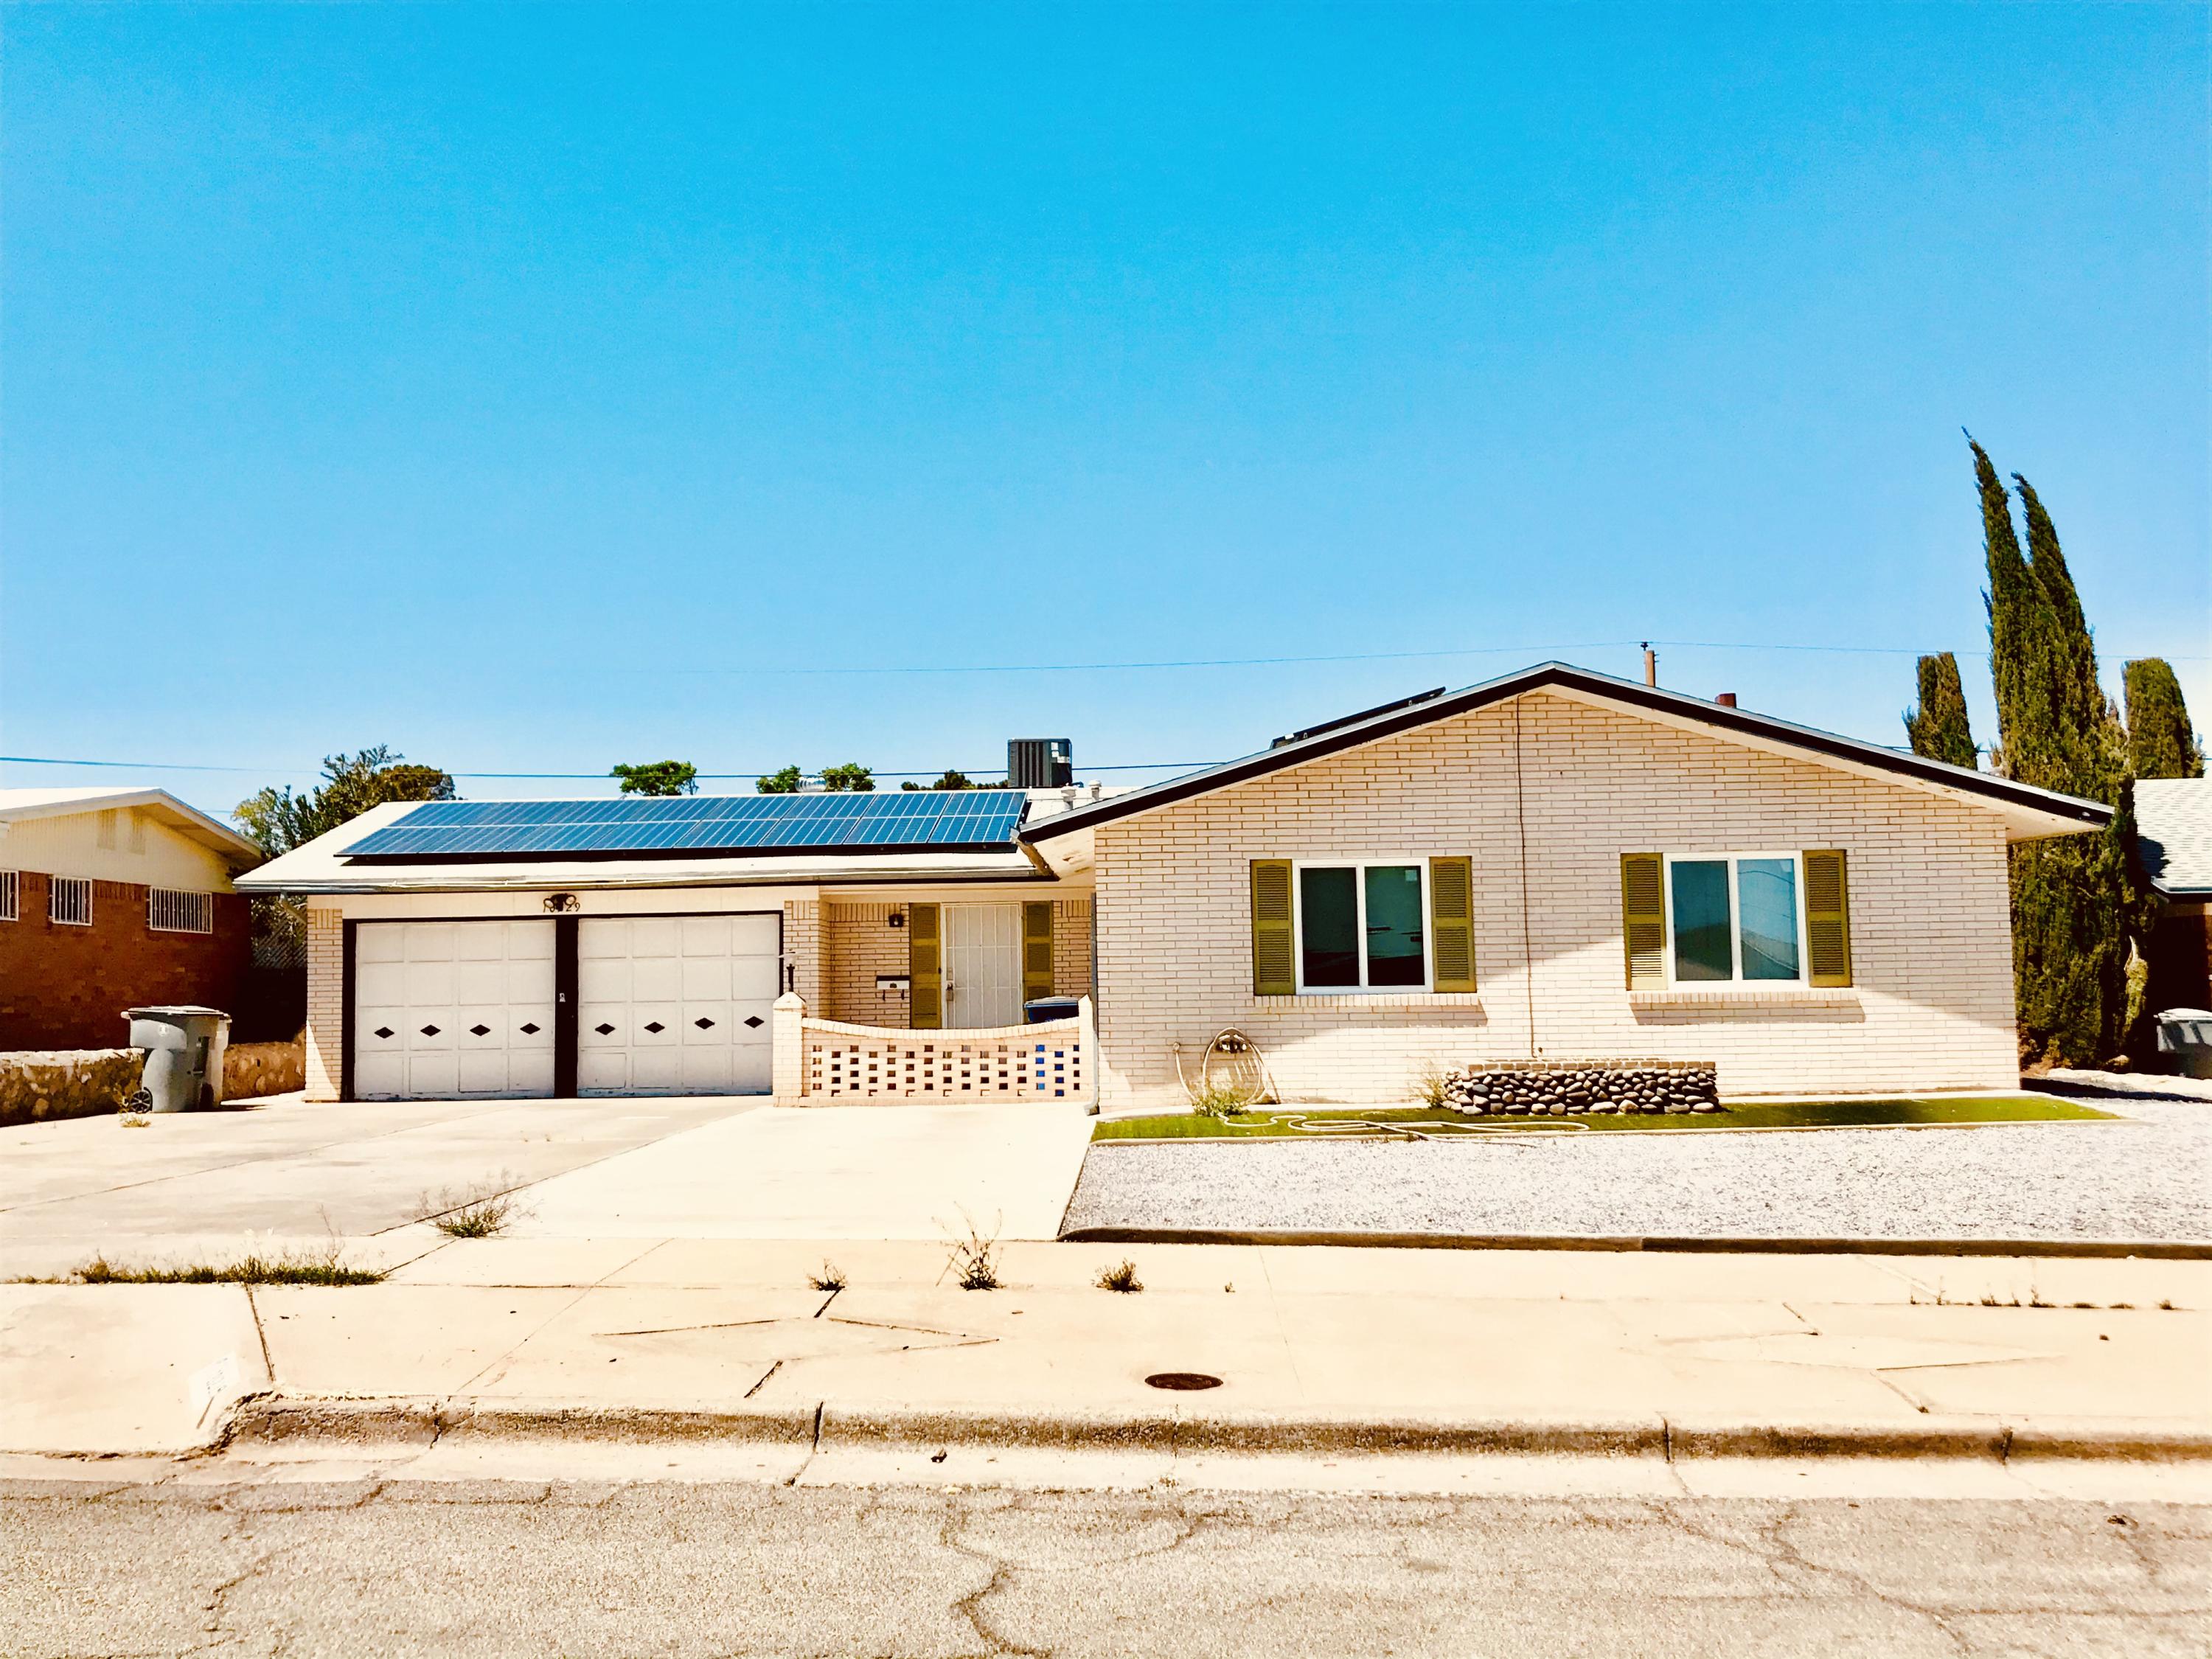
353, 920, 557, 1100
942, 904, 1023, 1029
577, 914, 780, 1096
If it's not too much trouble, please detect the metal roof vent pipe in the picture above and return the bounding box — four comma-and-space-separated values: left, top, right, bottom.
1715, 692, 1738, 708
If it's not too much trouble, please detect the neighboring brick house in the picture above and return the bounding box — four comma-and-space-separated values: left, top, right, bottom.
0, 788, 262, 1050
241, 664, 2107, 1107
2133, 777, 2211, 1018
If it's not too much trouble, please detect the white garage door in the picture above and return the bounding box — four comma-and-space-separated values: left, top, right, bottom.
354, 920, 557, 1101
578, 914, 780, 1096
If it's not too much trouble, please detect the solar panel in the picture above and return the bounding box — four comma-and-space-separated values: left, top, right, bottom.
343, 790, 1031, 860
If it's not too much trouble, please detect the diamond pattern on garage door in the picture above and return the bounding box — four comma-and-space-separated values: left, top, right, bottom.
576, 914, 779, 1096
352, 920, 557, 1101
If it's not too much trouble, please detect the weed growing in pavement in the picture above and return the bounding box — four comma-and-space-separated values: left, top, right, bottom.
414, 1174, 527, 1239
809, 1260, 848, 1293
1096, 1259, 1144, 1294
43, 1241, 383, 1287
942, 1211, 1002, 1290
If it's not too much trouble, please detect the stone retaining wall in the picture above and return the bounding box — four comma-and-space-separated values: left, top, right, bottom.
1441, 1058, 1719, 1115
223, 1039, 305, 1101
0, 1037, 306, 1125
0, 1049, 145, 1126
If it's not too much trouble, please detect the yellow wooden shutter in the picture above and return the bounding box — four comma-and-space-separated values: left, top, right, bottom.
1428, 856, 1476, 992
1620, 854, 1666, 989
1022, 902, 1054, 1006
908, 902, 942, 1028
1251, 860, 1295, 995
1803, 850, 1852, 987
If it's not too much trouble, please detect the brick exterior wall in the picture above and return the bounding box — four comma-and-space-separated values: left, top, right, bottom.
1091, 690, 2023, 1107
818, 899, 1094, 1026
0, 873, 251, 1050
303, 906, 344, 1102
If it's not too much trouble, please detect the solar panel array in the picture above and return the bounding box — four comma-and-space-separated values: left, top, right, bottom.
344, 791, 1029, 859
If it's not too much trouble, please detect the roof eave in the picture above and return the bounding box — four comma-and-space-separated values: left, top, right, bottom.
1020, 661, 2112, 844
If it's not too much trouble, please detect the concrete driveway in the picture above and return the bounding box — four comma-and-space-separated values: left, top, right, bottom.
0, 1095, 1095, 1275
507, 1105, 1096, 1242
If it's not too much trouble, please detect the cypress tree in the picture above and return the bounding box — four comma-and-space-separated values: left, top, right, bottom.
1976, 443, 2132, 1066
1904, 653, 1977, 768
2124, 658, 2205, 779
1974, 437, 2036, 781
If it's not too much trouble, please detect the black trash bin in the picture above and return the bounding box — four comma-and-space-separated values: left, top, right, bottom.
1023, 996, 1080, 1025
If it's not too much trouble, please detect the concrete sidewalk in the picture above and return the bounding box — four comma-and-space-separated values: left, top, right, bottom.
4, 1239, 2206, 1464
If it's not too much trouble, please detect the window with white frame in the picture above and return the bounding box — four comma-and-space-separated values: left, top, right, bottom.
0, 870, 17, 922
1663, 854, 1804, 985
148, 888, 214, 934
1295, 861, 1427, 990
49, 877, 93, 927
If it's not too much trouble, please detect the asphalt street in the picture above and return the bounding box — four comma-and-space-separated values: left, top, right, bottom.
7, 1475, 2205, 1658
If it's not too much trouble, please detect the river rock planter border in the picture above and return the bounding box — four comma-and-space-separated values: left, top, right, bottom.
1440, 1059, 1719, 1116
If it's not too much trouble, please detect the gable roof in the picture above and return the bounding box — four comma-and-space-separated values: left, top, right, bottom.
1020, 661, 2111, 846
0, 786, 262, 869
2135, 777, 2212, 897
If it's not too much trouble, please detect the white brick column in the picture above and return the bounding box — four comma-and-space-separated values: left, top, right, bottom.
770, 991, 807, 1105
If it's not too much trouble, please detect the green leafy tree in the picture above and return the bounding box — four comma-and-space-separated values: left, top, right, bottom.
1972, 442, 2133, 1065
819, 762, 875, 793
1903, 653, 1977, 768
2123, 659, 2205, 779
234, 746, 456, 857
755, 766, 803, 795
233, 748, 456, 1033
611, 760, 699, 796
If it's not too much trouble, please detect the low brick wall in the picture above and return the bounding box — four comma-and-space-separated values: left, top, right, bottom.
223, 1039, 305, 1101
0, 1048, 145, 1127
1440, 1059, 1719, 1115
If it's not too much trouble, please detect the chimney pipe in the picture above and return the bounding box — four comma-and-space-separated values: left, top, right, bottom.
1715, 692, 1737, 708
1641, 643, 1657, 688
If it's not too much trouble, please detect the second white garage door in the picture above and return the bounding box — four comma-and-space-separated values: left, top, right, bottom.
577, 914, 780, 1096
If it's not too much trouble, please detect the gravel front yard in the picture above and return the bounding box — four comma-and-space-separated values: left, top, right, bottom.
1059, 1099, 2212, 1244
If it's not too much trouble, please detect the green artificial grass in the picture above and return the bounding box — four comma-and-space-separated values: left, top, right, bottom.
1093, 1096, 2115, 1142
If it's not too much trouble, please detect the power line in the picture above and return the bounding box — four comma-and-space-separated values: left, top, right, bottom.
0, 754, 1219, 779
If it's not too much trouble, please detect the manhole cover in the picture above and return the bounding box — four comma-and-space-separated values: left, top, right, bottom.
1144, 1371, 1223, 1391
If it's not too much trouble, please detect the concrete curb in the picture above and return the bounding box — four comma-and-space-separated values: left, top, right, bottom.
218, 1395, 2212, 1464
1054, 1226, 2212, 1259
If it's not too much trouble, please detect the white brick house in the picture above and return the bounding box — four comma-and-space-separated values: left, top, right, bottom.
241, 664, 2107, 1107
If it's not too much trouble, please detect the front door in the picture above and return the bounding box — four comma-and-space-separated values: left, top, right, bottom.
942, 904, 1023, 1029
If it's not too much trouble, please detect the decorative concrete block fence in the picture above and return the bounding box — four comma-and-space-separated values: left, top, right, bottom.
1439, 1059, 1719, 1115
771, 992, 1093, 1104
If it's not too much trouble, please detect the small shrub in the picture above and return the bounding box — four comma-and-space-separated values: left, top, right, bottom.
415, 1174, 526, 1239
943, 1211, 1001, 1290
1190, 1087, 1250, 1119
1413, 1061, 1452, 1111
1096, 1259, 1143, 1294
809, 1260, 847, 1293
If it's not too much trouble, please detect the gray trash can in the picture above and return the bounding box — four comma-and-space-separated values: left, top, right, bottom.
2155, 1009, 2212, 1080
124, 1006, 232, 1113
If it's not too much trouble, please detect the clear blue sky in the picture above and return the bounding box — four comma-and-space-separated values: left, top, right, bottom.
4, 3, 2204, 818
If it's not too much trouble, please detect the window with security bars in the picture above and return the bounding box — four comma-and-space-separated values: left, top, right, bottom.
148, 888, 215, 933
0, 871, 17, 922
50, 877, 93, 927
